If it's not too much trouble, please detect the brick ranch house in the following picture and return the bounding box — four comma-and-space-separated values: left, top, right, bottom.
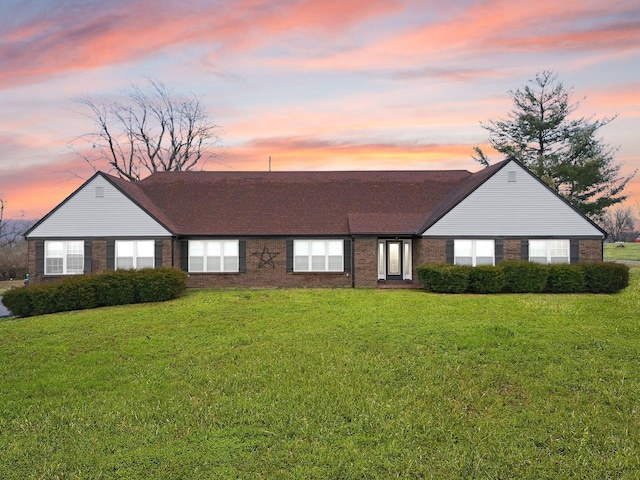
25, 158, 605, 288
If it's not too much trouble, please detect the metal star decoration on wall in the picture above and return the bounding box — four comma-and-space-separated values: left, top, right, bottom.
252, 245, 280, 268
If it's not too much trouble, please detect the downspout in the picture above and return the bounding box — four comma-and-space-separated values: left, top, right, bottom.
351, 235, 356, 288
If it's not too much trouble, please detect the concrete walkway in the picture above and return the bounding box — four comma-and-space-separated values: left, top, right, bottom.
0, 297, 12, 317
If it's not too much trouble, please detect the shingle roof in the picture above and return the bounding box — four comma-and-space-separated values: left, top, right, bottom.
103, 160, 511, 236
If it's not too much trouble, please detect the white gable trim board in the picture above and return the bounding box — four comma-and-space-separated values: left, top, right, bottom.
27, 175, 171, 238
423, 161, 604, 238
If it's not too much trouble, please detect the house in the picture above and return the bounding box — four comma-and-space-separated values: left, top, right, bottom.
25, 158, 605, 288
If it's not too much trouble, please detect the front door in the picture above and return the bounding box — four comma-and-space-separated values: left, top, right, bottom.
386, 241, 403, 280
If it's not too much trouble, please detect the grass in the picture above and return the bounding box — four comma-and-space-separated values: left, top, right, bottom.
0, 280, 22, 295
1, 276, 640, 478
604, 242, 640, 261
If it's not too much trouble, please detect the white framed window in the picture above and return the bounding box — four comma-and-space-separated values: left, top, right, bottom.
45, 241, 84, 275
294, 240, 343, 272
189, 240, 239, 272
454, 239, 495, 266
116, 240, 154, 270
529, 239, 569, 264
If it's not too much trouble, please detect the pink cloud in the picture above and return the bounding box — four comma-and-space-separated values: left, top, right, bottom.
266, 0, 640, 72
0, 0, 402, 89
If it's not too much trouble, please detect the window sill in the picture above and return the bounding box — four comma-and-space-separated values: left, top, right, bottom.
187, 271, 241, 275
291, 271, 347, 275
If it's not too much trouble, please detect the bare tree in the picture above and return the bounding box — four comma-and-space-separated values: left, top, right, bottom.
73, 78, 221, 182
0, 198, 22, 247
0, 198, 30, 280
600, 206, 636, 243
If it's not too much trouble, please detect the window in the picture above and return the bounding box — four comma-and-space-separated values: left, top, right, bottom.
529, 239, 569, 264
45, 241, 84, 275
294, 240, 343, 272
115, 240, 154, 270
189, 240, 239, 272
454, 239, 495, 266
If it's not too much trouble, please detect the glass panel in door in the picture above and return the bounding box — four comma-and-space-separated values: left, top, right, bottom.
387, 241, 402, 277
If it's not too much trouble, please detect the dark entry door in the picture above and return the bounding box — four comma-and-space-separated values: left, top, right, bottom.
386, 241, 403, 280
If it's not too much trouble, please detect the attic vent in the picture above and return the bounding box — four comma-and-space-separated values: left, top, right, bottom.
507, 171, 516, 182
95, 186, 104, 198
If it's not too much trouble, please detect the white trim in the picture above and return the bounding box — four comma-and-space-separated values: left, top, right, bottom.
188, 240, 239, 273
529, 239, 570, 264
45, 240, 84, 275
454, 239, 495, 266
115, 240, 155, 270
293, 239, 344, 272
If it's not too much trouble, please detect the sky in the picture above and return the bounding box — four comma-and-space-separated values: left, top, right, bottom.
1, 0, 639, 220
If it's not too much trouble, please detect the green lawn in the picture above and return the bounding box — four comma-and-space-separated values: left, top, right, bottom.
1, 276, 640, 479
604, 242, 640, 261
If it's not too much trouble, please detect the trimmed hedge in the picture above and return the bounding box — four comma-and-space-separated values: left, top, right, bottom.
500, 260, 549, 293
547, 264, 585, 293
467, 265, 506, 294
581, 262, 630, 294
417, 262, 629, 295
2, 268, 187, 317
416, 264, 469, 293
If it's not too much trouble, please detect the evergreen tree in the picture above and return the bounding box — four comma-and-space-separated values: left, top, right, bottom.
473, 71, 635, 219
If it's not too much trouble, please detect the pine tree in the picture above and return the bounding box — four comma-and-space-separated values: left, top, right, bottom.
473, 71, 635, 219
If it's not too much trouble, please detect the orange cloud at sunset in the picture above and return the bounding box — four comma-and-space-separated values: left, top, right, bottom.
225, 136, 477, 172
1, 0, 639, 222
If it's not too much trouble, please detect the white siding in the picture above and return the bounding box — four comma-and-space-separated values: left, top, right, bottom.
28, 176, 171, 237
424, 161, 603, 237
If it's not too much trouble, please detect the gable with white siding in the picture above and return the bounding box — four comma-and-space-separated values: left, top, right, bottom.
27, 174, 171, 238
423, 160, 604, 238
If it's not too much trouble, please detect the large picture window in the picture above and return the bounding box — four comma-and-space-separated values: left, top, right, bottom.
45, 241, 84, 275
454, 239, 495, 266
294, 240, 343, 272
529, 239, 569, 264
189, 240, 239, 272
115, 240, 154, 270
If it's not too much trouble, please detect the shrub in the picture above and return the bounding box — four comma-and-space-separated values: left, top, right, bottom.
547, 264, 585, 293
2, 268, 187, 317
467, 265, 506, 294
55, 275, 98, 311
135, 268, 187, 303
500, 260, 548, 293
417, 264, 470, 293
93, 270, 137, 306
1, 286, 32, 317
29, 284, 60, 316
581, 262, 629, 294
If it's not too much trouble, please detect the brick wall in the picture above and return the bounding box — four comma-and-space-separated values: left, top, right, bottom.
503, 239, 522, 261
579, 239, 603, 262
161, 239, 173, 268
184, 239, 352, 289
25, 236, 604, 289
27, 240, 37, 283
414, 238, 446, 266
353, 237, 377, 288
92, 240, 106, 272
